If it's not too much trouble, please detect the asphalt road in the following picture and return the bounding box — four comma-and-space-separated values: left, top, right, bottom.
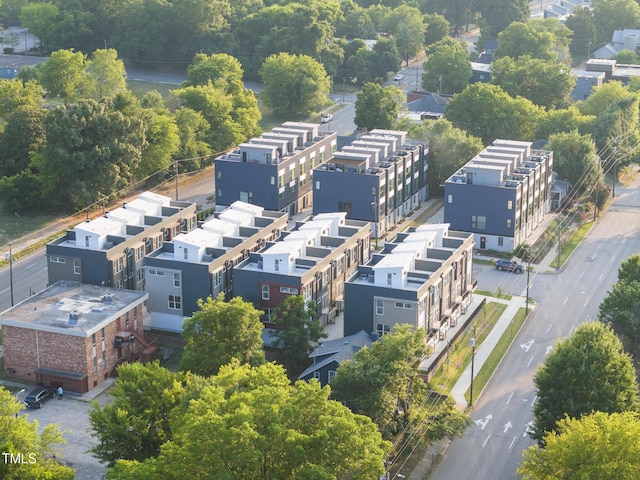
430, 177, 640, 480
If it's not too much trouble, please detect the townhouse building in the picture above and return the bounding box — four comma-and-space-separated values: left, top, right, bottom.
0, 281, 150, 394
215, 122, 338, 215
46, 192, 197, 290
233, 212, 371, 325
443, 140, 554, 252
344, 224, 475, 346
143, 201, 288, 332
312, 129, 429, 239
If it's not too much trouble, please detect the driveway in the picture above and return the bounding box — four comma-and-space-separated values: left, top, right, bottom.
17, 384, 113, 480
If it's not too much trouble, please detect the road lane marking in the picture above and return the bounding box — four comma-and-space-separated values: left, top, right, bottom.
531, 395, 538, 407
527, 356, 534, 367
0, 287, 8, 294
482, 435, 491, 448
506, 392, 514, 405
579, 272, 584, 280
599, 273, 604, 281
25, 262, 38, 269
584, 297, 589, 307
509, 436, 517, 449
563, 297, 568, 305
545, 324, 552, 334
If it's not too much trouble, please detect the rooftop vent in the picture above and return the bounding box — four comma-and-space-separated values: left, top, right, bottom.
102, 294, 116, 304
69, 312, 82, 325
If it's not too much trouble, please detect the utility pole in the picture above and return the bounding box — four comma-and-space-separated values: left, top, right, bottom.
469, 325, 476, 407
556, 220, 561, 269
175, 160, 179, 201
5, 243, 14, 306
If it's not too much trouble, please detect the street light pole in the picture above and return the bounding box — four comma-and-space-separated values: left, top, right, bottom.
5, 243, 14, 306
469, 326, 476, 407
525, 258, 531, 314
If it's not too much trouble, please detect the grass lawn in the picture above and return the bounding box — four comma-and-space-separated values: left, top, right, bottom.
0, 209, 57, 246
428, 302, 507, 394
127, 79, 176, 100
558, 220, 594, 268
465, 307, 528, 405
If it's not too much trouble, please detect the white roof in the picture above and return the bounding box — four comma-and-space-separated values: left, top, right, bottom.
174, 228, 221, 248
106, 207, 143, 226
263, 240, 304, 255
374, 252, 414, 269
75, 216, 123, 236
201, 217, 237, 236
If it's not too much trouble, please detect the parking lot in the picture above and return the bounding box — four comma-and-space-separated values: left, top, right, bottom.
17, 382, 114, 480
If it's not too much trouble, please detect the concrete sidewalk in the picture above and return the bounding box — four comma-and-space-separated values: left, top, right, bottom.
449, 295, 529, 408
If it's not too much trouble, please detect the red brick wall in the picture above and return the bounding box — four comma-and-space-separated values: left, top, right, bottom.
2, 303, 146, 391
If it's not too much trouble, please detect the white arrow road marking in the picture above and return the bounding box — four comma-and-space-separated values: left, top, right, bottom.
503, 422, 512, 433
474, 414, 493, 430
545, 345, 553, 355
520, 339, 534, 352
523, 421, 534, 437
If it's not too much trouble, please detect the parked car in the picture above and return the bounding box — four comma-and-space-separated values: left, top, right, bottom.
393, 73, 403, 81
24, 386, 54, 408
320, 113, 333, 123
495, 259, 524, 274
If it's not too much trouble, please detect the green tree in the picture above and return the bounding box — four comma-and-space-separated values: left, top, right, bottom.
565, 7, 597, 60
477, 0, 529, 39
614, 49, 640, 64
184, 53, 244, 88
37, 98, 146, 210
519, 412, 640, 480
354, 82, 404, 131
337, 7, 376, 39
422, 38, 472, 95
445, 83, 543, 144
534, 106, 596, 139
38, 49, 95, 101
490, 56, 575, 109
180, 294, 266, 377
0, 79, 45, 118
592, 0, 640, 46
531, 321, 639, 444
259, 53, 331, 117
173, 107, 211, 170
618, 254, 640, 283
0, 105, 46, 178
19, 2, 61, 52
423, 12, 449, 47
109, 362, 391, 480
382, 5, 425, 65
89, 361, 186, 467
405, 119, 483, 195
172, 82, 260, 152
331, 324, 432, 438
0, 386, 74, 479
87, 48, 127, 99
272, 295, 326, 378
495, 21, 565, 63
599, 280, 640, 353
545, 130, 603, 193
137, 109, 180, 179
591, 95, 640, 166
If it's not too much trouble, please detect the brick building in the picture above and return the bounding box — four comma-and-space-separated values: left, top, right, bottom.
0, 281, 150, 394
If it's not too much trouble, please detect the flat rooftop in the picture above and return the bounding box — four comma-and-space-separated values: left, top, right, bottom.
0, 281, 148, 337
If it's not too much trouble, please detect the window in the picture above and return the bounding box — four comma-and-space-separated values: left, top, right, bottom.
114, 257, 123, 273
217, 189, 222, 197
173, 273, 181, 287
313, 372, 321, 380
471, 215, 487, 230
328, 370, 337, 382
447, 194, 453, 204
214, 270, 222, 287
376, 323, 391, 337
135, 245, 144, 261
376, 299, 384, 315
217, 171, 222, 179
50, 256, 66, 264
274, 259, 280, 272
498, 237, 504, 247
280, 287, 299, 295
261, 284, 270, 300
148, 269, 164, 276
271, 176, 275, 185
168, 295, 181, 310
240, 191, 253, 203
507, 200, 513, 210
395, 302, 413, 309
279, 174, 285, 188
183, 248, 189, 260
387, 273, 392, 286
136, 269, 144, 282
85, 236, 90, 247
506, 219, 512, 228
115, 279, 123, 289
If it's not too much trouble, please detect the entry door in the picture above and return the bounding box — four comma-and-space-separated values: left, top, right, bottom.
480, 236, 486, 249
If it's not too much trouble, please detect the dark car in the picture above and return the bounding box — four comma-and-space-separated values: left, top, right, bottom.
24, 386, 54, 408
495, 259, 524, 274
